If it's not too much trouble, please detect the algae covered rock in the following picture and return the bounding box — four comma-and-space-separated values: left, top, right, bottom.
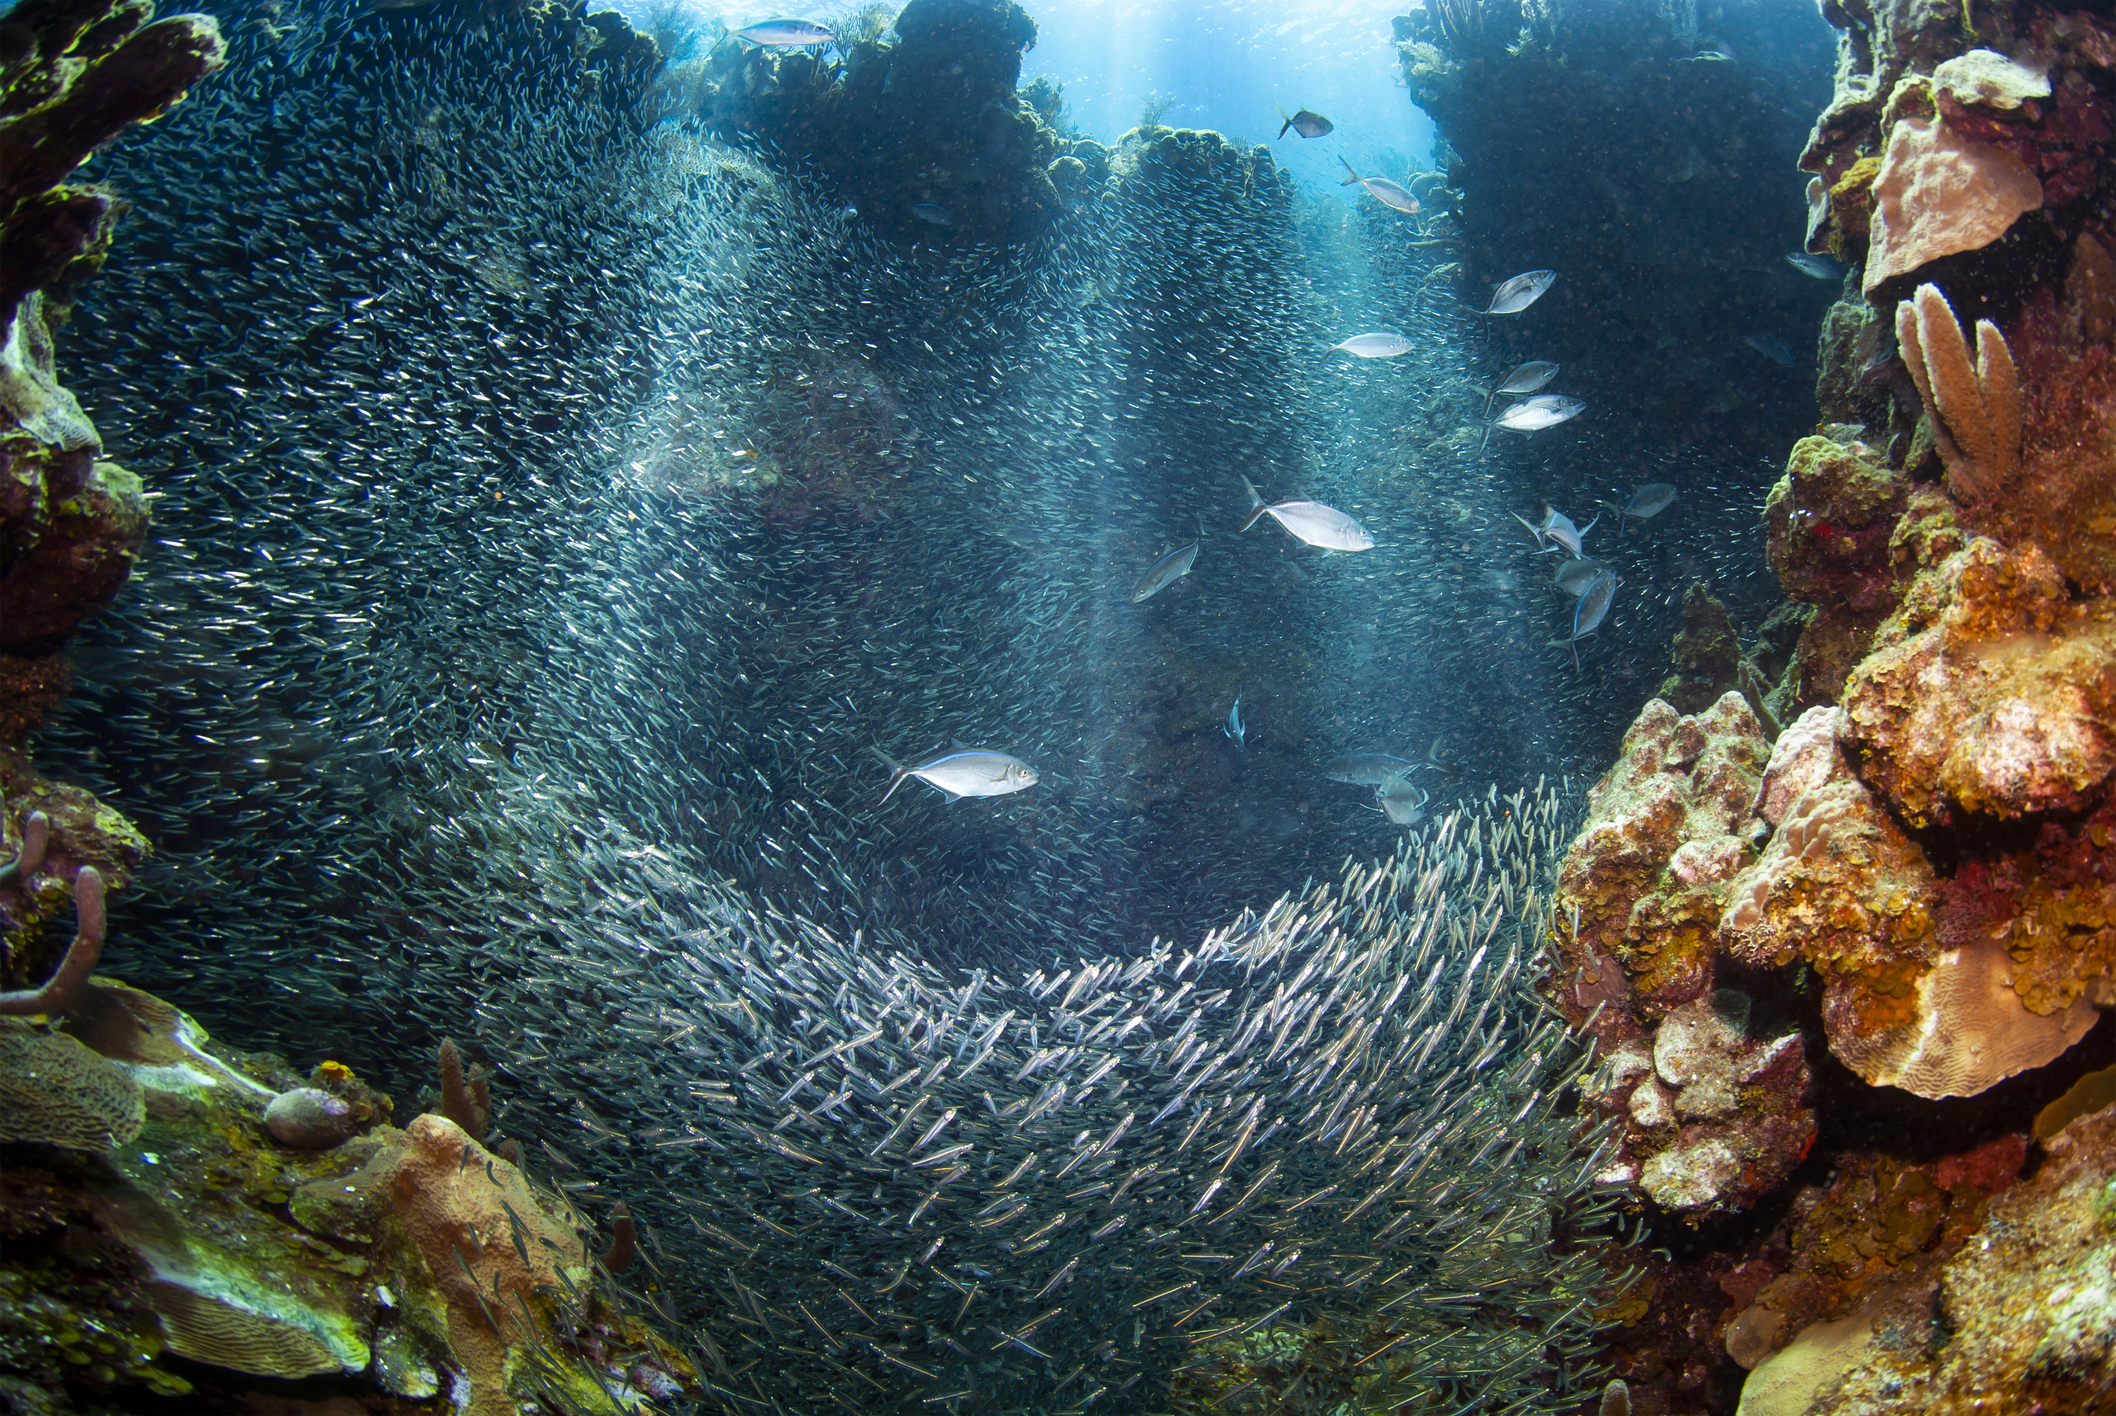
1841, 537, 2116, 828
1555, 693, 1815, 1215
1557, 692, 1770, 1030
1634, 989, 1815, 1216
687, 0, 1066, 243
0, 982, 696, 1411
1722, 707, 2097, 1100
1766, 435, 1910, 609
1655, 584, 1771, 725
1801, 1101, 2116, 1411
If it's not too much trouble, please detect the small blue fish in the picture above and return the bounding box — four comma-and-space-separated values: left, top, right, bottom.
1745, 334, 1797, 366
1224, 696, 1245, 748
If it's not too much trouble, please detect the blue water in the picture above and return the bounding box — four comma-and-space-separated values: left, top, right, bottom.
633, 0, 1434, 198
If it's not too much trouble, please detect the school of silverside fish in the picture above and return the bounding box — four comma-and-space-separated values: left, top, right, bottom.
600, 787, 1623, 1412
13, 0, 1808, 1406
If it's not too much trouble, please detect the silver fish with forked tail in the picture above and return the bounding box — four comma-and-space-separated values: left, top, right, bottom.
1481, 360, 1559, 418
1325, 753, 1421, 786
734, 18, 833, 45
1478, 269, 1556, 316
1130, 526, 1202, 602
1480, 393, 1583, 454
1374, 772, 1428, 825
1331, 332, 1413, 359
1277, 105, 1333, 139
1339, 159, 1420, 215
1621, 483, 1677, 528
1512, 503, 1597, 559
1239, 475, 1373, 552
1552, 556, 1609, 596
1562, 569, 1619, 671
872, 747, 1038, 803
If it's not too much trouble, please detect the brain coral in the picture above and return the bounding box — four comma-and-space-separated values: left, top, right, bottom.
0, 1016, 143, 1150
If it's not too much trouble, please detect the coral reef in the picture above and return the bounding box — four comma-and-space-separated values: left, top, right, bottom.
2, 0, 200, 1014
1789, 1100, 2116, 1411
0, 0, 220, 665
1840, 536, 2116, 828
1655, 584, 1778, 732
0, 983, 693, 1412
677, 0, 1066, 244
1553, 691, 1818, 1217
1553, 0, 2116, 1408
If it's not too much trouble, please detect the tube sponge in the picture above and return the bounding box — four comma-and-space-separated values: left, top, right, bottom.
1896, 282, 2021, 501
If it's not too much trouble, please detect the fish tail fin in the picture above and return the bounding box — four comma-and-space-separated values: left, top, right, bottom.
1478, 423, 1493, 458
1276, 104, 1291, 139
870, 746, 910, 803
1237, 476, 1267, 531
1479, 387, 1495, 420
1339, 157, 1360, 185
1239, 504, 1270, 532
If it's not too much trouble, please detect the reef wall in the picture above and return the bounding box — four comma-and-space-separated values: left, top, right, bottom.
1396, 0, 1840, 452
1539, 0, 2116, 1410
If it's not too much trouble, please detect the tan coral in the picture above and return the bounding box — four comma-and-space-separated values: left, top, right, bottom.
1827, 938, 2097, 1099
370, 1114, 590, 1416
1864, 114, 2042, 295
1896, 283, 2022, 501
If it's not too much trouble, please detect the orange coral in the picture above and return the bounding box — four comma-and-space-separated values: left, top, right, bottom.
376, 1114, 588, 1416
